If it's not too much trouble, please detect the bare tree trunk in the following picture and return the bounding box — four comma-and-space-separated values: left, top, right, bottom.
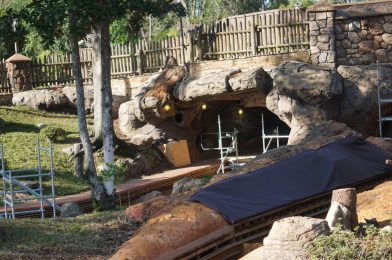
101, 15, 115, 176
92, 24, 103, 140
69, 12, 115, 210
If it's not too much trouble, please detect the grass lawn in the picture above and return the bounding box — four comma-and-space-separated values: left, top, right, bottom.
0, 210, 133, 260
0, 105, 90, 196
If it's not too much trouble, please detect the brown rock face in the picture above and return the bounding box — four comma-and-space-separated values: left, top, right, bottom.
111, 202, 228, 260
124, 196, 174, 222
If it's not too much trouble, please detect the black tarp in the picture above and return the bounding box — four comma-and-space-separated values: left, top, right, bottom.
190, 136, 392, 224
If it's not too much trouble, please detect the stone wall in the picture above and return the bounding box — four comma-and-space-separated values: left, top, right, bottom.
308, 8, 336, 69
308, 1, 392, 68
335, 15, 392, 65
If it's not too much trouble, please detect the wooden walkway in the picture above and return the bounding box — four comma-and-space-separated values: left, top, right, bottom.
0, 160, 221, 217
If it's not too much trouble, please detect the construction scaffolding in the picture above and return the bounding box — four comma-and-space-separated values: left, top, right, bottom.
200, 115, 243, 174
261, 113, 289, 153
377, 61, 392, 138
0, 139, 60, 219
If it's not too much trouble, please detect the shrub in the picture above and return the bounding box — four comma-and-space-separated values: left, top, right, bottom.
99, 163, 127, 185
40, 126, 66, 142
307, 224, 392, 260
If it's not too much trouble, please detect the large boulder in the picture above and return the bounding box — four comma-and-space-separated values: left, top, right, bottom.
111, 202, 227, 260
173, 67, 272, 102
12, 89, 68, 110
337, 64, 392, 136
62, 85, 94, 113
268, 62, 392, 143
241, 217, 329, 260
267, 61, 344, 144
60, 202, 82, 218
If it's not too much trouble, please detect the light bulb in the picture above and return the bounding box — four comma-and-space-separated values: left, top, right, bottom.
164, 104, 171, 111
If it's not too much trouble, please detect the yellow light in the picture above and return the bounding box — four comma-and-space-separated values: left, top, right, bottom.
164, 104, 171, 111
238, 108, 244, 116
201, 103, 207, 110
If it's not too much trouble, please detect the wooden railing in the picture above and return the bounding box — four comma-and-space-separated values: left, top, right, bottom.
27, 8, 308, 88
0, 60, 11, 94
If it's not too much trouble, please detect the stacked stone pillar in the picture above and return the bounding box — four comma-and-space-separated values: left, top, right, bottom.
5, 53, 33, 93
308, 4, 336, 69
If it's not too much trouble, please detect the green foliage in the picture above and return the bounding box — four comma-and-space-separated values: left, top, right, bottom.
285, 0, 316, 8
99, 163, 127, 184
307, 225, 392, 260
0, 106, 89, 196
202, 173, 213, 183
40, 126, 66, 142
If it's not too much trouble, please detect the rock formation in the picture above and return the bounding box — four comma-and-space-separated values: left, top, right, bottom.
240, 216, 329, 260
267, 61, 392, 144
111, 122, 392, 259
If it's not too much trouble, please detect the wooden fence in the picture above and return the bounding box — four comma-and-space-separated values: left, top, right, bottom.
31, 35, 185, 87
28, 8, 308, 88
0, 60, 11, 94
195, 8, 309, 60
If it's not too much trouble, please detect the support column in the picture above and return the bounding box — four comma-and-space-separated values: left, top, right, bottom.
308, 3, 336, 69
5, 53, 33, 93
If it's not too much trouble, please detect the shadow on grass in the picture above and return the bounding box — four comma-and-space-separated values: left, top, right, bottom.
1, 121, 40, 134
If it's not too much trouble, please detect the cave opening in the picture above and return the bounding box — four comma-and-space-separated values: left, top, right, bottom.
197, 101, 290, 158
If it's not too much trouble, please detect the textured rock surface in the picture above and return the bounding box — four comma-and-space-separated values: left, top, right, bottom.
12, 89, 68, 110
60, 202, 82, 218
267, 61, 392, 143
62, 85, 94, 113
267, 61, 344, 144
337, 64, 392, 136
241, 216, 329, 260
331, 188, 358, 228
112, 202, 227, 260
124, 196, 173, 222
325, 201, 351, 230
130, 134, 154, 149
336, 16, 392, 65
135, 191, 163, 204
173, 67, 272, 102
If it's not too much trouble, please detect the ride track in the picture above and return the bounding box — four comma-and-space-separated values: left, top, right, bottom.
2, 162, 391, 259
163, 174, 392, 260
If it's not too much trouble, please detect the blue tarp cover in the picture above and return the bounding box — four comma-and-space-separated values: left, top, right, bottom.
190, 136, 392, 224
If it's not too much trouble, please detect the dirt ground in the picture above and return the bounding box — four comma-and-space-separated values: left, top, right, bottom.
357, 180, 392, 227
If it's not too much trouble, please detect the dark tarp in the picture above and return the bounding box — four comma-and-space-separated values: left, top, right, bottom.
190, 136, 392, 224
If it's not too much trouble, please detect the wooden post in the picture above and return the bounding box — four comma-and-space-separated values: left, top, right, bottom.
198, 25, 204, 62
187, 29, 194, 64
73, 143, 84, 178
137, 48, 143, 75
250, 15, 257, 57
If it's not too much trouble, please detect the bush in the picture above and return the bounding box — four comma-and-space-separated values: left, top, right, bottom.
307, 224, 392, 260
40, 126, 66, 142
99, 163, 127, 185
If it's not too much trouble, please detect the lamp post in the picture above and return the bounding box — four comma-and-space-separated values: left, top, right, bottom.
12, 19, 18, 54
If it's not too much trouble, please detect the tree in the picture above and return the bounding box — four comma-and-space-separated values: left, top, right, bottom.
4, 0, 185, 209
91, 0, 185, 178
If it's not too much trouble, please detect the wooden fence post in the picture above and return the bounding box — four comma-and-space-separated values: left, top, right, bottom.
137, 48, 143, 75
250, 15, 257, 56
197, 25, 204, 62
187, 29, 194, 64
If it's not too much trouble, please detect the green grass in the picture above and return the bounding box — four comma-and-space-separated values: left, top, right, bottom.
0, 105, 90, 196
0, 210, 133, 260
